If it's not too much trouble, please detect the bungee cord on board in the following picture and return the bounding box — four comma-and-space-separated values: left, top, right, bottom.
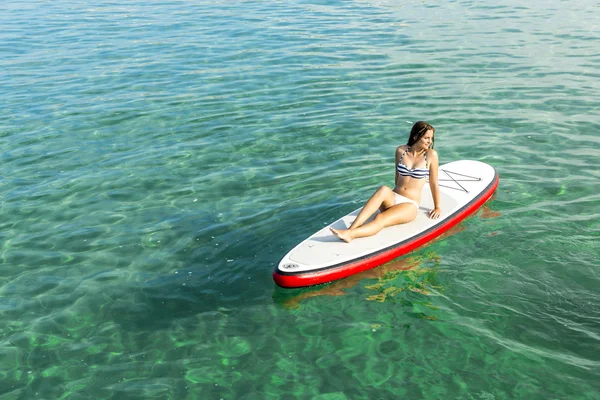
434, 169, 482, 193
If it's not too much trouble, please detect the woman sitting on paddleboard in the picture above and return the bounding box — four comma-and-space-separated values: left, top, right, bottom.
331, 121, 441, 243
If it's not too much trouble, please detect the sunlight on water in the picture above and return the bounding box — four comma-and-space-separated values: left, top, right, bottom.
1, 0, 599, 398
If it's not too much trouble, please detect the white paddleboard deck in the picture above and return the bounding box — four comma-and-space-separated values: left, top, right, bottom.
274, 160, 498, 288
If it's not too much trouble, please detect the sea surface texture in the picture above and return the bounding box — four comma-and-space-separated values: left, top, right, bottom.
1, 0, 599, 399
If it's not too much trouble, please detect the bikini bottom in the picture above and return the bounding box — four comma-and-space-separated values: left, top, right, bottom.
393, 193, 419, 210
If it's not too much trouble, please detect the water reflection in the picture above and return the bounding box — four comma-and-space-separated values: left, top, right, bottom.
274, 200, 500, 312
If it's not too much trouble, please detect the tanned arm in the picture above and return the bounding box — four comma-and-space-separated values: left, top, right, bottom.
427, 149, 442, 218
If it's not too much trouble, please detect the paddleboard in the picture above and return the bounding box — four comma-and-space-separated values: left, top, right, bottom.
273, 160, 499, 288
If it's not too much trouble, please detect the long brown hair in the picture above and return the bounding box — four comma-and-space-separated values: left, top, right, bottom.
407, 121, 435, 148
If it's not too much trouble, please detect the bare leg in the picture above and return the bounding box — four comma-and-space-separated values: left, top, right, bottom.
331, 203, 418, 243
350, 186, 396, 229
330, 186, 396, 243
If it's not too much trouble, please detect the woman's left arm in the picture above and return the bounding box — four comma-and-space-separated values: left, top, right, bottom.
428, 150, 442, 219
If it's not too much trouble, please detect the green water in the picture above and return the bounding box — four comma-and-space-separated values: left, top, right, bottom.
1, 0, 599, 398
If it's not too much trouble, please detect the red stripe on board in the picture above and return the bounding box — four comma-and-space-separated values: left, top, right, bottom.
273, 173, 499, 288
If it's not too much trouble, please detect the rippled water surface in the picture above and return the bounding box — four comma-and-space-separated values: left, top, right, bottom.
1, 0, 600, 398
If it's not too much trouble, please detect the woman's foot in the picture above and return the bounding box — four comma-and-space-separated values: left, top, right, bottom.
330, 228, 353, 243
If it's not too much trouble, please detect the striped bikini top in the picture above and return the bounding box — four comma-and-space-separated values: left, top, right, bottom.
397, 147, 429, 179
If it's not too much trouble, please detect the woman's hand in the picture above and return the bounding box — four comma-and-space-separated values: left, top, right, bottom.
429, 207, 441, 219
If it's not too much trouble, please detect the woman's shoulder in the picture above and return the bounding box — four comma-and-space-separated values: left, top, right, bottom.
426, 148, 439, 158
426, 148, 439, 165
396, 144, 409, 153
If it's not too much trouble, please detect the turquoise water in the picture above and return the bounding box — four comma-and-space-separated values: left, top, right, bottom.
1, 0, 599, 398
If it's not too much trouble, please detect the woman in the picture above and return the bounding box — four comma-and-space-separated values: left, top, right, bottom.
331, 121, 441, 243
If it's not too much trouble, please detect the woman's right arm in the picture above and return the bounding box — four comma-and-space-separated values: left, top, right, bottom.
394, 146, 402, 187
